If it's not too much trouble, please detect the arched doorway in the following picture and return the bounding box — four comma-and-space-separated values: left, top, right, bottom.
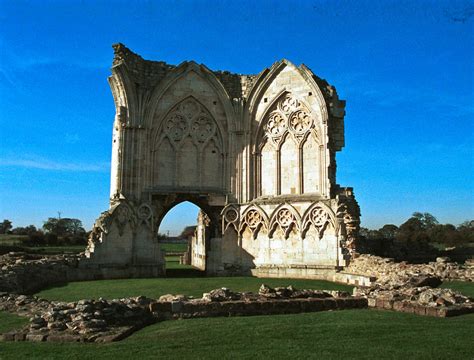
154, 196, 223, 275
158, 201, 200, 272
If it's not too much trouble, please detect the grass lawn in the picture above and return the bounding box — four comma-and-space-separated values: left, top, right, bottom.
159, 242, 188, 253
441, 280, 474, 298
165, 255, 193, 270
0, 311, 28, 334
0, 310, 473, 359
36, 277, 353, 302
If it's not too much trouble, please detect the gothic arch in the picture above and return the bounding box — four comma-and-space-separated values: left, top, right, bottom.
150, 96, 225, 191
254, 92, 323, 197
239, 205, 269, 239
301, 202, 338, 239
268, 203, 301, 239
145, 62, 236, 133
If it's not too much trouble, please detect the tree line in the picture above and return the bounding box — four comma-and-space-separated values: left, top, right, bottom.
0, 218, 88, 246
358, 212, 473, 261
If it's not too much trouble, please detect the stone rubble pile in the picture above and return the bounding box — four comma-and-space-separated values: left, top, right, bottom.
0, 292, 154, 342
346, 254, 473, 283
347, 255, 474, 316
0, 252, 84, 294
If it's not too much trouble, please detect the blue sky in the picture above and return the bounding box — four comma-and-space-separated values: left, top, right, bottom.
0, 0, 473, 234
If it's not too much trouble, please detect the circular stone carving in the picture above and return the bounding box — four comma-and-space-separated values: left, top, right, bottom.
192, 116, 214, 142
311, 207, 328, 227
246, 210, 261, 228
165, 114, 188, 141
277, 209, 293, 227
289, 110, 311, 133
115, 206, 130, 224
137, 204, 152, 220
266, 112, 286, 137
280, 96, 300, 114
225, 209, 238, 222
179, 99, 200, 119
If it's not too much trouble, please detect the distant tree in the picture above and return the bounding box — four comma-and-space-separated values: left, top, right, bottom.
0, 219, 13, 234
379, 224, 398, 239
25, 231, 45, 246
457, 220, 474, 244
43, 218, 85, 237
398, 217, 425, 234
412, 212, 439, 229
11, 225, 37, 236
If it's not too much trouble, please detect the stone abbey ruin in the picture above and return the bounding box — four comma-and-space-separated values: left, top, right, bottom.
1, 45, 472, 344
84, 43, 360, 279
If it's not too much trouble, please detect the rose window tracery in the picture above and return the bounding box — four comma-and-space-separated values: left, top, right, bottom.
277, 209, 293, 227
192, 116, 215, 143
266, 112, 286, 137
311, 207, 328, 227
165, 114, 188, 142
225, 209, 238, 222
159, 97, 221, 150
246, 210, 262, 228
262, 94, 314, 145
289, 110, 311, 133
279, 95, 300, 114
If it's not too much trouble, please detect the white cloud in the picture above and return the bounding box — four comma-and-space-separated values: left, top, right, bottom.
0, 156, 108, 172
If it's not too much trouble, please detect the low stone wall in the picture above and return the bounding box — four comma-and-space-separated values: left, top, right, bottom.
1, 286, 367, 343
368, 297, 474, 317
252, 266, 375, 287
0, 252, 164, 295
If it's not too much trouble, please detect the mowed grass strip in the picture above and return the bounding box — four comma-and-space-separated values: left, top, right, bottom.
0, 311, 28, 334
36, 277, 353, 302
440, 280, 474, 298
0, 310, 473, 359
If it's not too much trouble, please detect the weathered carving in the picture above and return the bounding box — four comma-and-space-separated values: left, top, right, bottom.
302, 203, 334, 239
266, 204, 301, 240
160, 97, 220, 149
239, 206, 268, 239
222, 205, 240, 232
87, 45, 359, 278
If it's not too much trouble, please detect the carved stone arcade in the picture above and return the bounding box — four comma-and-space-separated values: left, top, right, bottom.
84, 44, 360, 279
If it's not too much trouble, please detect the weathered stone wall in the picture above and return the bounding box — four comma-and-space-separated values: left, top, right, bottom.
86, 44, 360, 278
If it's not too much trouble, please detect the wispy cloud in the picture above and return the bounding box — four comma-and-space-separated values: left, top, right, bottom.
0, 36, 109, 93
0, 156, 108, 172
335, 72, 474, 118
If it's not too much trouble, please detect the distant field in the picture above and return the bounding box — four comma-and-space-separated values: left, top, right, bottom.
0, 234, 28, 245
159, 242, 187, 253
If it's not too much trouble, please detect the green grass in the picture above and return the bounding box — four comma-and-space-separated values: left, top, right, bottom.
0, 311, 28, 334
159, 242, 187, 253
27, 245, 85, 254
165, 255, 193, 270
36, 277, 352, 302
0, 234, 28, 245
0, 310, 473, 359
441, 281, 474, 298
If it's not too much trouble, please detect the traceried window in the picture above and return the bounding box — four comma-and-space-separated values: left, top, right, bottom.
258, 93, 320, 196
153, 97, 224, 190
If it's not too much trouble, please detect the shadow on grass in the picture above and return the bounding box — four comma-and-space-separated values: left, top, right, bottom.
164, 268, 206, 278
